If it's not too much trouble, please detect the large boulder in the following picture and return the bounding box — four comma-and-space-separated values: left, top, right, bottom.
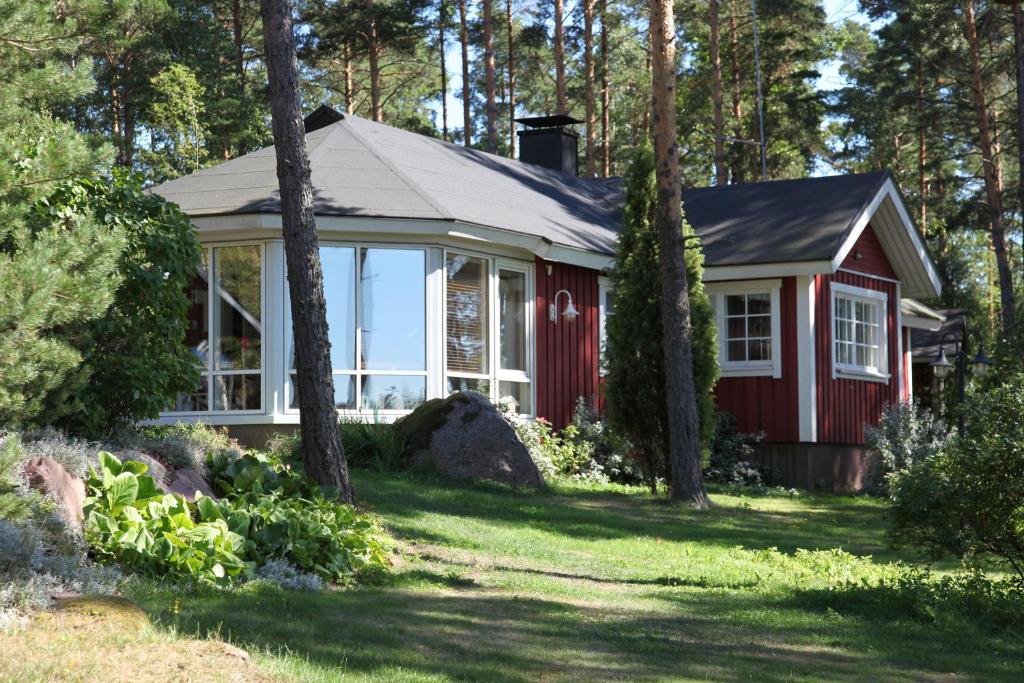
23, 457, 86, 527
162, 468, 217, 502
115, 450, 168, 485
395, 392, 544, 488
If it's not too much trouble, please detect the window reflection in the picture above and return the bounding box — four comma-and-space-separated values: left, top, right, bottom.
322, 247, 356, 371
213, 246, 262, 371
362, 376, 426, 411
499, 270, 526, 372
360, 248, 425, 371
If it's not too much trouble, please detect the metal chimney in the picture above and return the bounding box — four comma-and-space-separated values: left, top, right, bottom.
515, 114, 582, 176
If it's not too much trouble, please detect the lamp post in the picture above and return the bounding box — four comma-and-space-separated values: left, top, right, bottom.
929, 329, 993, 435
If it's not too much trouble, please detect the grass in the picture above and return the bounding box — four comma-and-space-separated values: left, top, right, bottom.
5, 472, 1024, 681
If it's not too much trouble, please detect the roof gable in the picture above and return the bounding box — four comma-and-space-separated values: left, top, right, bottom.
840, 225, 897, 279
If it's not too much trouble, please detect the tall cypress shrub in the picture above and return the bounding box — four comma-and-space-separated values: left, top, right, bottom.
604, 142, 718, 492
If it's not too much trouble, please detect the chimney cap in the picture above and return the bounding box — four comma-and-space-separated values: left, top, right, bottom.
514, 114, 582, 128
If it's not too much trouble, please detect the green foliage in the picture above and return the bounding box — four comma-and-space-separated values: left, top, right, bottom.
604, 141, 718, 491
85, 450, 390, 586
38, 172, 202, 435
129, 422, 235, 476
888, 376, 1024, 578
864, 400, 946, 495
339, 416, 408, 472
141, 64, 209, 182
704, 413, 766, 488
84, 452, 249, 584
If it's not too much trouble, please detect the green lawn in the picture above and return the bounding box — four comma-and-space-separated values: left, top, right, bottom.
112, 472, 1022, 682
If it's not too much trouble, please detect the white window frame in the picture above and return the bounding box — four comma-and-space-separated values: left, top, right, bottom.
705, 279, 782, 379
284, 243, 430, 415
163, 241, 267, 416
443, 249, 535, 416
830, 281, 889, 382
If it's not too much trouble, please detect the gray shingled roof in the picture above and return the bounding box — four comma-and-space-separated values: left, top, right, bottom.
681, 172, 891, 266
150, 113, 621, 256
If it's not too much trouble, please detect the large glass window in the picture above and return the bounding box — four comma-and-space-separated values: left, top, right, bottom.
288, 246, 426, 412
832, 284, 888, 378
175, 244, 263, 412
445, 253, 532, 414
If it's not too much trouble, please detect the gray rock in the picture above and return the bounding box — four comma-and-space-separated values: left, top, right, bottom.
163, 468, 218, 502
23, 456, 86, 527
395, 392, 544, 488
116, 450, 168, 484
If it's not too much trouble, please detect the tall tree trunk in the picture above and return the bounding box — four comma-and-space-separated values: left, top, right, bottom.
728, 0, 743, 183
554, 0, 567, 113
507, 0, 516, 157
649, 0, 709, 508
459, 0, 471, 146
260, 0, 353, 502
583, 0, 596, 177
367, 1, 383, 122
344, 41, 354, 114
709, 0, 726, 186
965, 0, 1015, 339
600, 3, 610, 177
440, 0, 449, 141
1014, 5, 1024, 242
917, 61, 927, 234
483, 0, 498, 153
232, 0, 245, 81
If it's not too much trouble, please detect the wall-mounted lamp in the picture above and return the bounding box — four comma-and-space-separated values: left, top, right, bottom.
549, 289, 579, 323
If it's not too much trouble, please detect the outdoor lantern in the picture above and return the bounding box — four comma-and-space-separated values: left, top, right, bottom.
971, 343, 993, 377
930, 347, 953, 380
549, 289, 579, 323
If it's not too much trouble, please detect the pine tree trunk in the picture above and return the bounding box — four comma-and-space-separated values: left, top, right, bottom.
965, 0, 1015, 339
649, 0, 708, 508
507, 0, 516, 158
344, 41, 354, 114
232, 0, 245, 81
483, 0, 499, 153
1013, 5, 1024, 246
917, 61, 926, 234
440, 0, 449, 141
459, 0, 471, 146
709, 0, 726, 186
260, 0, 353, 503
368, 11, 383, 122
600, 3, 610, 177
728, 0, 743, 183
583, 0, 596, 177
554, 0, 567, 114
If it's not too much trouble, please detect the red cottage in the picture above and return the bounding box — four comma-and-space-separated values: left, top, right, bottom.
151, 108, 943, 490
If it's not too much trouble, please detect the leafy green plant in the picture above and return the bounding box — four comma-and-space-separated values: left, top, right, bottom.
888, 376, 1024, 578
704, 412, 766, 488
84, 452, 249, 584
864, 400, 945, 495
338, 415, 407, 472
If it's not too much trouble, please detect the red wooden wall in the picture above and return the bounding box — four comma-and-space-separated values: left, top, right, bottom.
535, 258, 601, 429
814, 269, 900, 444
714, 276, 800, 442
842, 225, 896, 279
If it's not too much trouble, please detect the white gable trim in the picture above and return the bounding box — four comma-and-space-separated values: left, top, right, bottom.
830, 177, 941, 300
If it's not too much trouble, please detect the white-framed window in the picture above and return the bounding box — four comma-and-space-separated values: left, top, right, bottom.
598, 276, 614, 375
705, 279, 782, 378
286, 245, 428, 413
172, 242, 266, 414
444, 250, 534, 415
831, 282, 888, 381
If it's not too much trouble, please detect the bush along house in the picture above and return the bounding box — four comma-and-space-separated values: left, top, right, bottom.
151, 106, 944, 490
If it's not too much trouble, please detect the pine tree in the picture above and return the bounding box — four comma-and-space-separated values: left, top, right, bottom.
605, 142, 718, 495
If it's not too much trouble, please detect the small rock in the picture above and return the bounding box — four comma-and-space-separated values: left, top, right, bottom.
163, 468, 217, 502
395, 392, 544, 488
116, 450, 168, 484
23, 456, 86, 527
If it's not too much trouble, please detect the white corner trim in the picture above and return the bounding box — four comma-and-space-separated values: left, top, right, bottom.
796, 275, 817, 442
895, 282, 904, 400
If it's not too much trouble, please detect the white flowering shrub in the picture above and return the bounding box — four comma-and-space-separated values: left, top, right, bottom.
254, 559, 325, 591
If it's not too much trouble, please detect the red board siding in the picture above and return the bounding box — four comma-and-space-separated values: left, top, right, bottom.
714, 277, 800, 443
841, 225, 897, 279
535, 258, 600, 429
815, 271, 900, 444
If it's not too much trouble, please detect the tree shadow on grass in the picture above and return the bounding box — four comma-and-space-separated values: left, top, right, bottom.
355, 471, 899, 560
132, 573, 1023, 682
